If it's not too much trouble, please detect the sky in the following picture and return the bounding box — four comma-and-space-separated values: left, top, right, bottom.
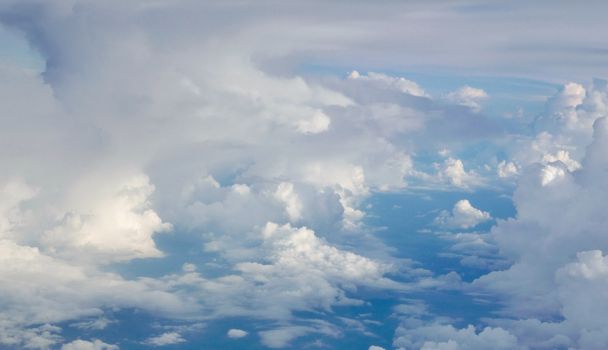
1, 1, 608, 349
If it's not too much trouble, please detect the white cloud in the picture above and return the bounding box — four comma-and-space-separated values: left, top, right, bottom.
61, 339, 118, 350
144, 332, 186, 346
259, 321, 340, 348
227, 328, 248, 338
70, 318, 114, 331
259, 327, 312, 348
188, 222, 397, 321
395, 323, 520, 350
541, 150, 580, 171
2, 2, 608, 349
0, 234, 190, 349
497, 160, 519, 178
439, 158, 481, 189
41, 174, 171, 263
369, 345, 386, 350
274, 182, 303, 222
348, 71, 428, 97
469, 117, 608, 348
534, 80, 608, 151
296, 109, 331, 134
555, 250, 608, 347
446, 86, 488, 112
0, 324, 62, 350
0, 179, 36, 239
435, 200, 491, 229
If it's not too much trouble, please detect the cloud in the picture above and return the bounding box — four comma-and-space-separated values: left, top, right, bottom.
541, 150, 581, 171
554, 250, 608, 348
395, 323, 520, 350
446, 86, 488, 112
144, 332, 186, 347
70, 318, 114, 331
61, 339, 118, 350
226, 328, 248, 339
259, 321, 340, 348
1, 1, 608, 349
187, 222, 398, 321
468, 117, 608, 348
259, 327, 312, 348
394, 83, 608, 349
497, 160, 519, 178
439, 158, 483, 189
0, 230, 191, 349
347, 71, 428, 97
41, 174, 172, 263
369, 345, 386, 350
274, 182, 303, 222
296, 110, 332, 134
435, 200, 491, 229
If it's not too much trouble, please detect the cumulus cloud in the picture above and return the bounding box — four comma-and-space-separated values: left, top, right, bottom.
438, 158, 482, 189
369, 345, 386, 350
347, 71, 428, 97
274, 182, 303, 222
395, 323, 519, 350
541, 150, 581, 171
497, 160, 519, 178
144, 332, 186, 347
41, 174, 172, 263
70, 318, 114, 331
0, 237, 192, 348
434, 200, 492, 229
393, 82, 608, 349
193, 222, 398, 320
467, 117, 608, 348
446, 86, 488, 112
61, 339, 118, 350
259, 321, 340, 348
227, 328, 248, 339
1, 1, 608, 349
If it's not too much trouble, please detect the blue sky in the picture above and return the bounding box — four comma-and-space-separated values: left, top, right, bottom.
1, 1, 608, 350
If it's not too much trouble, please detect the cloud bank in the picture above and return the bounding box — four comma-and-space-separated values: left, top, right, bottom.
0, 1, 607, 349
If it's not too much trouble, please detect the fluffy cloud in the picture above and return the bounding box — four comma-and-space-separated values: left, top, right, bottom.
555, 250, 608, 348
497, 160, 519, 178
446, 86, 488, 112
0, 180, 37, 239
259, 321, 340, 348
434, 200, 492, 229
0, 16, 426, 343
438, 158, 482, 189
61, 339, 118, 350
180, 222, 398, 321
369, 345, 386, 350
394, 82, 608, 349
347, 71, 428, 98
395, 323, 519, 350
144, 332, 186, 347
0, 237, 192, 348
2, 1, 608, 349
226, 328, 248, 339
468, 117, 608, 348
541, 149, 580, 171
42, 174, 172, 263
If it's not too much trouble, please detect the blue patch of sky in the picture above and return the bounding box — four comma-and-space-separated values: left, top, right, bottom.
365, 190, 514, 277
0, 24, 45, 72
